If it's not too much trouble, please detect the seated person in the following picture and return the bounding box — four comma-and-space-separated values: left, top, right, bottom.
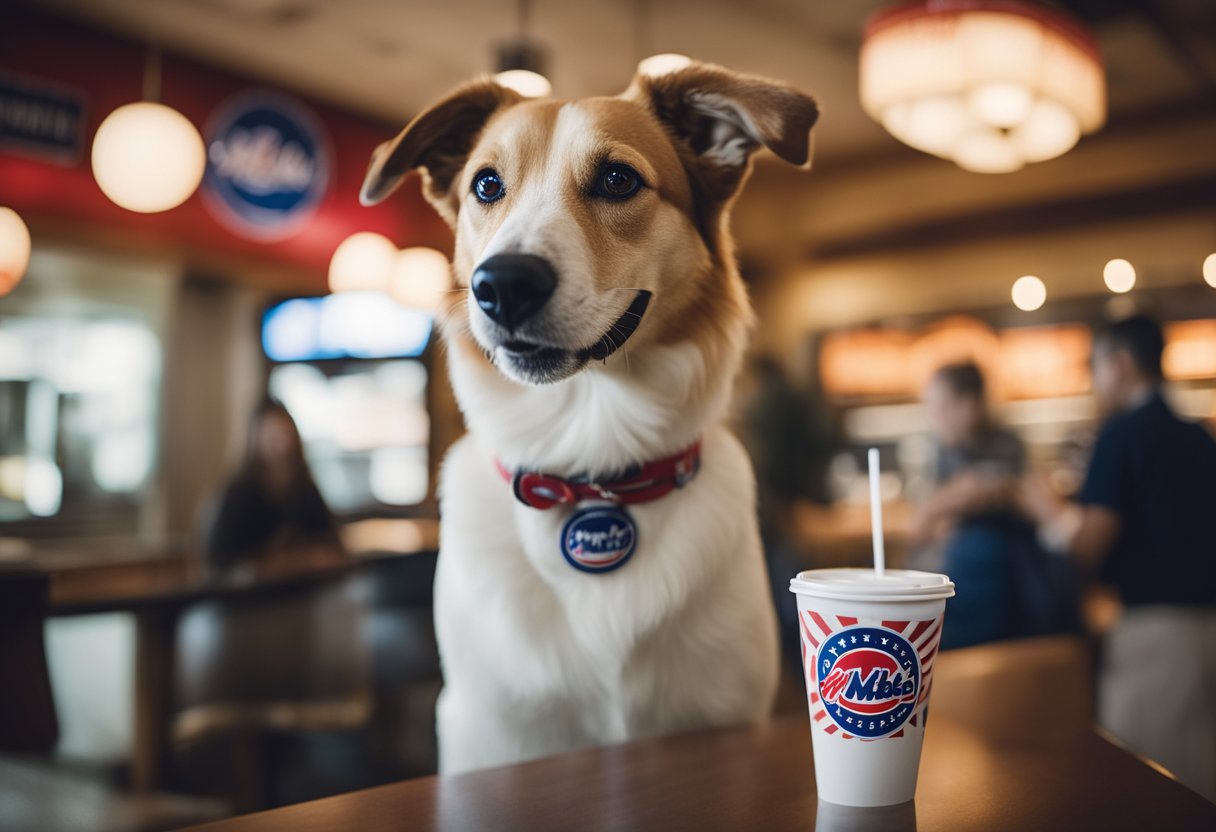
204, 399, 343, 574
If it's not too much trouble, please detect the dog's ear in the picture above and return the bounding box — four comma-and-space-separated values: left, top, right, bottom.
360, 78, 522, 219
625, 62, 818, 204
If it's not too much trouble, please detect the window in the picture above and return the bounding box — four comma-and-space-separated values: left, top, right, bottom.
0, 247, 170, 537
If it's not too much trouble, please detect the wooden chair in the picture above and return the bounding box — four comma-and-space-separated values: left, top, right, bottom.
170, 573, 373, 811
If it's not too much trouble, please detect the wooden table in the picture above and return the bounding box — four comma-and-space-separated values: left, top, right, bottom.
181, 637, 1216, 831
14, 519, 440, 794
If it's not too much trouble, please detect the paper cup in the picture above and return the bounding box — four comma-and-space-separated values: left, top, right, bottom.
790, 568, 955, 807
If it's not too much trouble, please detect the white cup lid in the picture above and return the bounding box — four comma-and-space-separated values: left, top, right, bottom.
789, 568, 955, 602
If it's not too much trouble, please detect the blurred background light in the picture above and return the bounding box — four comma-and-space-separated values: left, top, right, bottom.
1204, 253, 1216, 288
24, 457, 63, 517
493, 69, 551, 98
861, 1, 1105, 173
92, 431, 154, 493
391, 247, 451, 312
91, 102, 206, 212
49, 322, 161, 394
1103, 258, 1136, 293
0, 207, 32, 296
368, 446, 428, 505
318, 292, 414, 358
263, 293, 432, 362
328, 231, 397, 294
1011, 275, 1047, 311
637, 53, 692, 77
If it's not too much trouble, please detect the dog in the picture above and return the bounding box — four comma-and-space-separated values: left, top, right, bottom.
360, 62, 818, 774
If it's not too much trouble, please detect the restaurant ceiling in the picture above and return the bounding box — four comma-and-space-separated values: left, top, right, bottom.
24, 0, 1216, 168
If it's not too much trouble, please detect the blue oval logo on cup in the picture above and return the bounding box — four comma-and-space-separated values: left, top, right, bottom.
817, 626, 921, 739
560, 505, 638, 574
202, 90, 329, 240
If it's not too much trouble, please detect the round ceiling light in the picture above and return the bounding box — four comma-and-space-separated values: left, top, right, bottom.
1011, 275, 1046, 311
92, 102, 206, 212
1103, 258, 1136, 293
328, 231, 398, 294
0, 206, 32, 297
493, 69, 552, 98
861, 2, 1105, 173
637, 53, 693, 77
391, 247, 451, 312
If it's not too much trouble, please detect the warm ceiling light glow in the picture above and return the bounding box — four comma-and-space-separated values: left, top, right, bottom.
328, 232, 397, 294
861, 2, 1105, 173
969, 81, 1034, 128
1103, 258, 1136, 293
494, 69, 552, 98
0, 207, 32, 297
391, 247, 451, 311
953, 130, 1023, 174
91, 102, 205, 212
1011, 275, 1046, 311
1204, 253, 1216, 288
637, 53, 693, 77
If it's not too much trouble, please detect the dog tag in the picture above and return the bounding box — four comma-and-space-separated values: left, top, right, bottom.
560, 504, 637, 574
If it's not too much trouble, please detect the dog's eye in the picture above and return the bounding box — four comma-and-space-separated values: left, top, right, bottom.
473, 169, 504, 203
594, 164, 642, 200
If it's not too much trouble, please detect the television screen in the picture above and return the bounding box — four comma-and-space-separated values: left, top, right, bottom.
262, 292, 433, 362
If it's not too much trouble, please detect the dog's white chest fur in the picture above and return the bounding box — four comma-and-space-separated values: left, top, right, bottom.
433, 345, 779, 774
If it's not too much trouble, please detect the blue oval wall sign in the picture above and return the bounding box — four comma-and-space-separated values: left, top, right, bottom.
202, 90, 330, 241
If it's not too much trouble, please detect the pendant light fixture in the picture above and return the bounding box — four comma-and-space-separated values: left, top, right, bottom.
328, 231, 398, 294
391, 247, 452, 312
495, 0, 552, 98
0, 206, 32, 297
860, 1, 1105, 173
91, 46, 206, 212
632, 0, 691, 77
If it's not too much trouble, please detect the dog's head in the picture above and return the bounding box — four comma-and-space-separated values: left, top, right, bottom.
361, 63, 817, 386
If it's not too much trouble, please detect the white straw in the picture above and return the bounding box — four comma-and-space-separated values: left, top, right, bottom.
867, 447, 886, 579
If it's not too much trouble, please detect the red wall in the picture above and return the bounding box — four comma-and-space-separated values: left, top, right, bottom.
0, 6, 449, 293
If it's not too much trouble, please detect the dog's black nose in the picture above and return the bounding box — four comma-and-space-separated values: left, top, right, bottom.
471, 254, 557, 331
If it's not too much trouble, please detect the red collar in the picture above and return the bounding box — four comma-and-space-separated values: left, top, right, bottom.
496, 440, 702, 510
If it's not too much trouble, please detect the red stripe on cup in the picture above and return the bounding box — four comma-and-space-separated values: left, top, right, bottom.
908, 620, 933, 642
809, 610, 834, 637
800, 613, 820, 648
915, 621, 941, 651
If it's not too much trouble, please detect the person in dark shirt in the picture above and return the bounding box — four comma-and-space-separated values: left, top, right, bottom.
915, 362, 1076, 649
1020, 315, 1216, 802
204, 399, 341, 572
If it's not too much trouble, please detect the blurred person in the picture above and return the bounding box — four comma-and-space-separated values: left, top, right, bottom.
915, 362, 1077, 649
204, 399, 342, 573
738, 354, 840, 674
740, 355, 838, 512
1020, 315, 1216, 802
